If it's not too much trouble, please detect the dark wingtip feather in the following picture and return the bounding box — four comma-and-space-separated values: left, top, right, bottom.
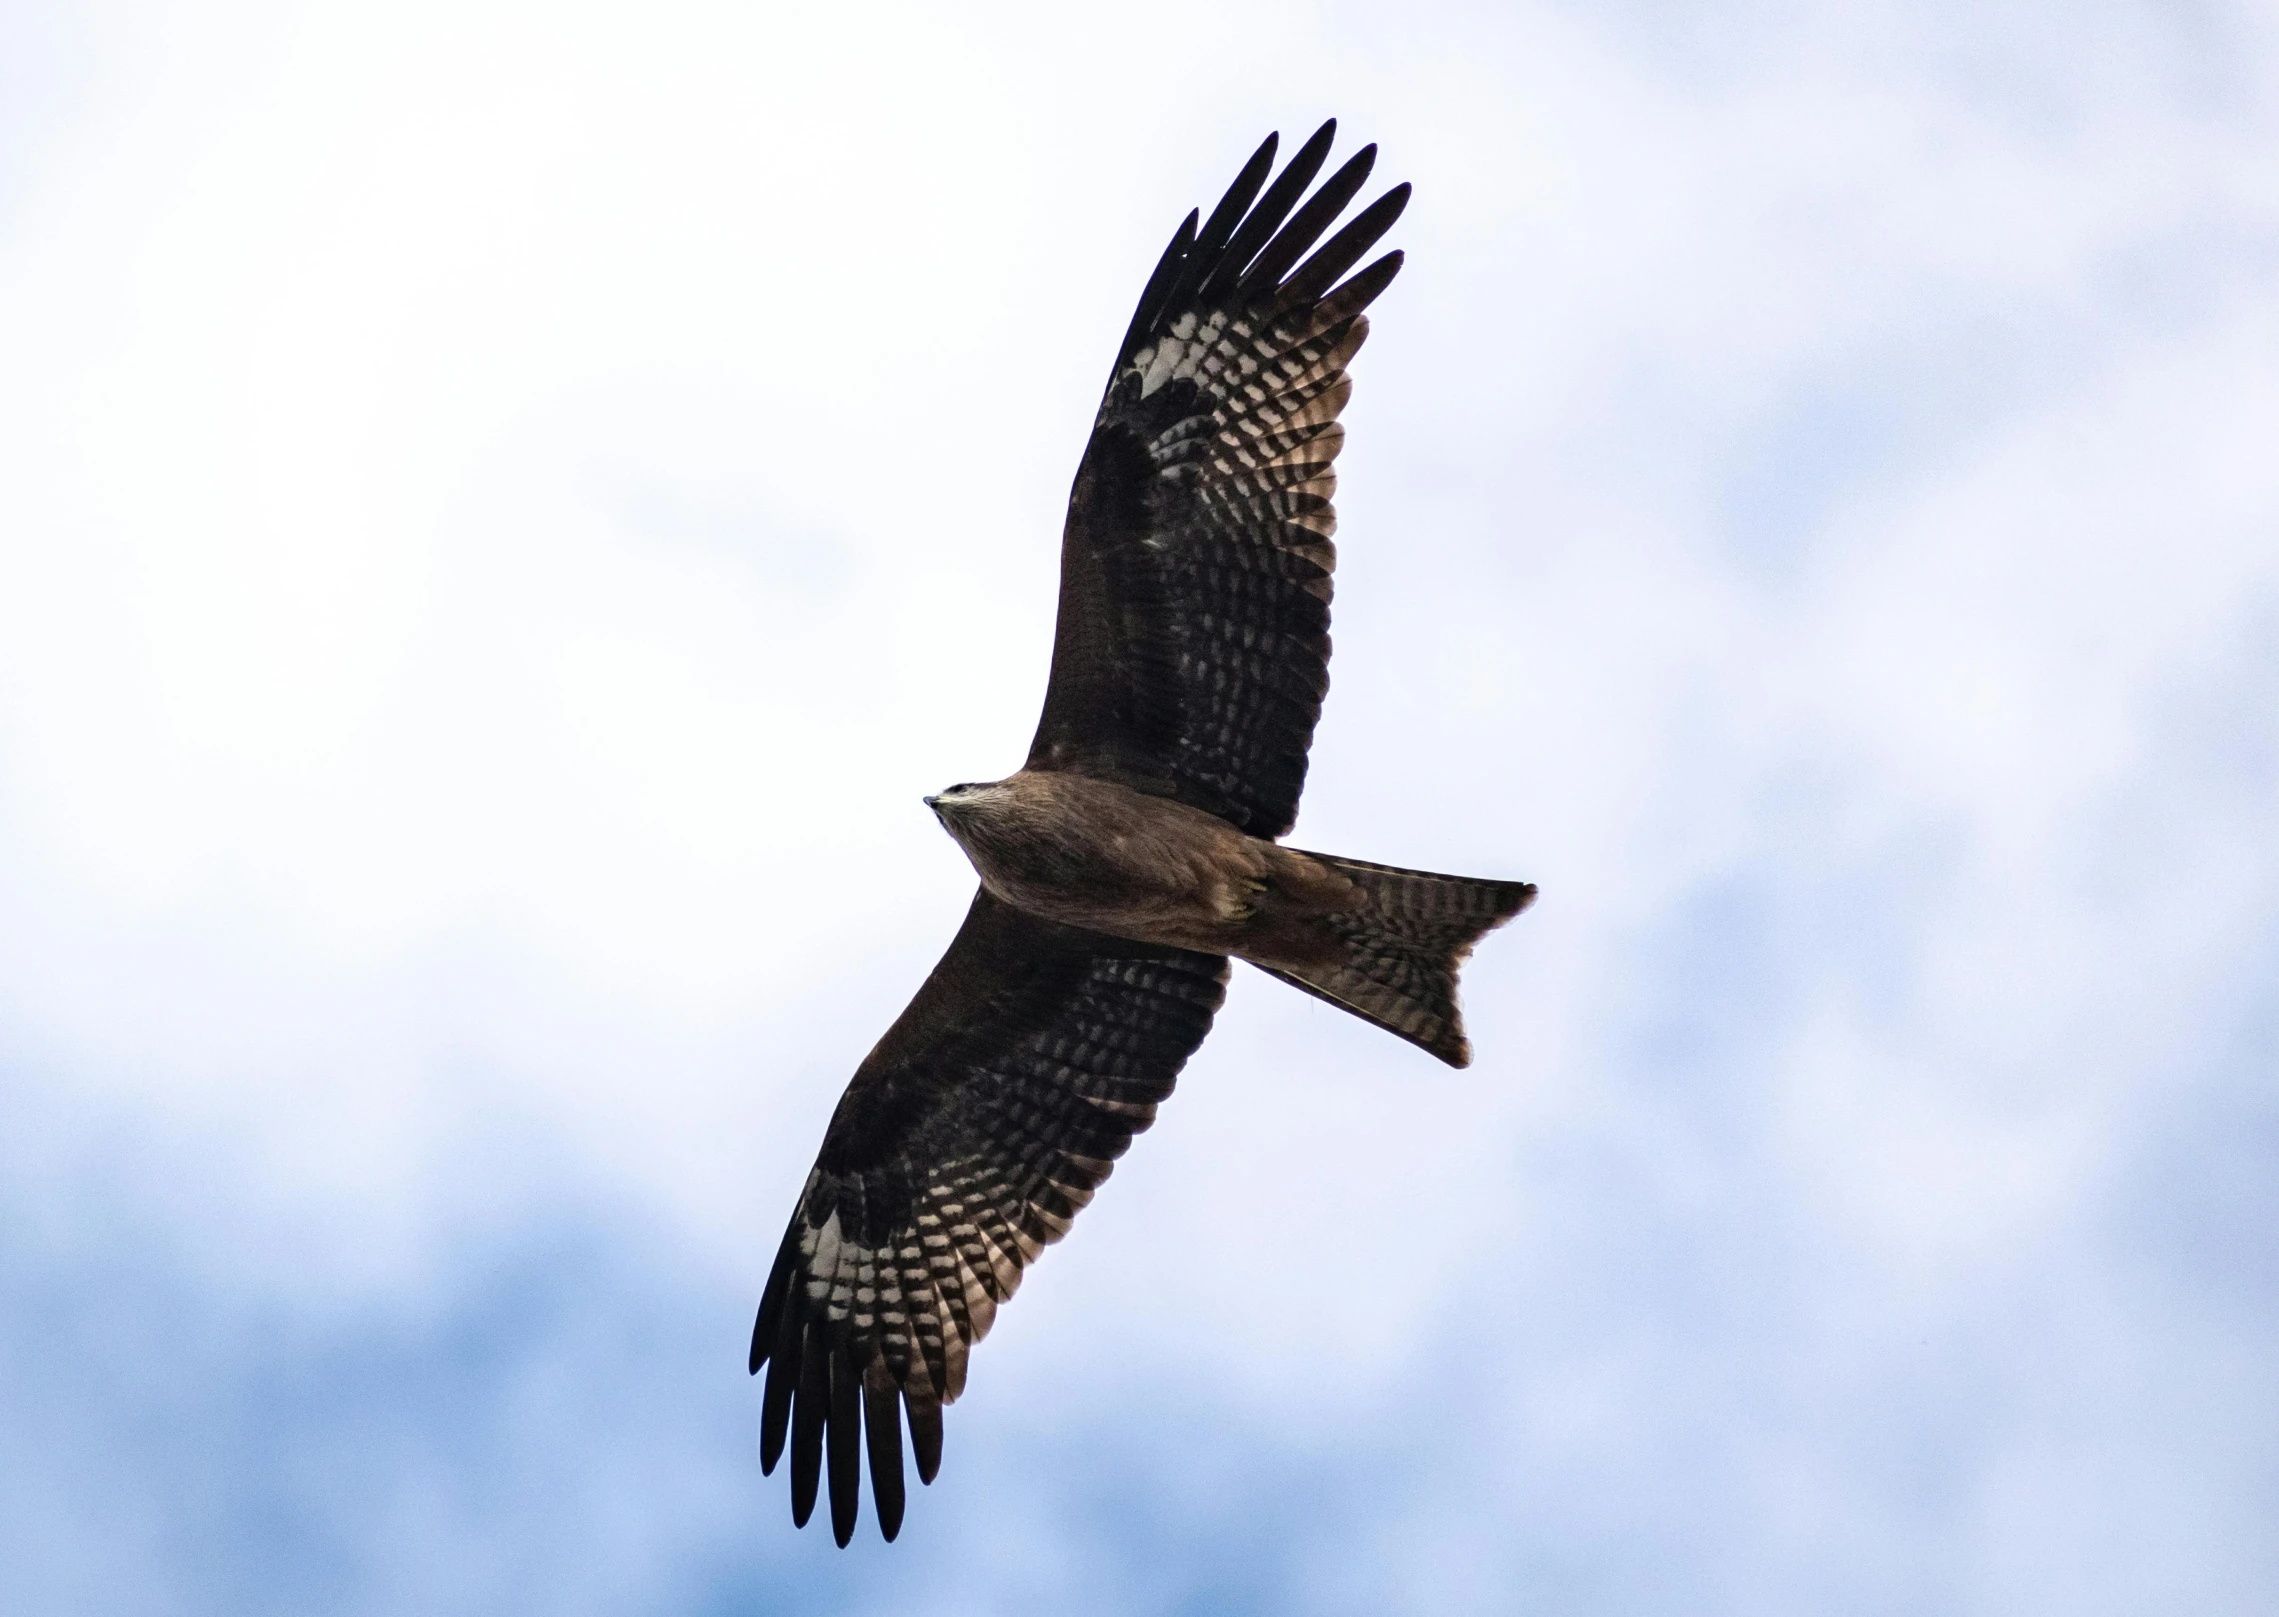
789, 1320, 828, 1528
1241, 142, 1378, 297
1203, 118, 1340, 305
1281, 182, 1411, 308
749, 1220, 799, 1374
758, 1292, 801, 1474
1316, 249, 1405, 324
1117, 208, 1199, 363
865, 1384, 906, 1542
1204, 131, 1279, 242
1193, 131, 1280, 266
908, 1397, 944, 1486
1155, 133, 1281, 327
826, 1345, 861, 1547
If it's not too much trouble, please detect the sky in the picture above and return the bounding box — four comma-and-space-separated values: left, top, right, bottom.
2, 0, 2276, 1611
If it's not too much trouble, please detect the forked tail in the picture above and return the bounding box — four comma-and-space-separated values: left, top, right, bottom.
1257, 852, 1535, 1067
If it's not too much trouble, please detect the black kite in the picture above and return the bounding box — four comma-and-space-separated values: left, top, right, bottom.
751, 123, 1535, 1544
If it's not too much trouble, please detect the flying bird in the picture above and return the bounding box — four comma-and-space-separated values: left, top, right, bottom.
750, 122, 1535, 1545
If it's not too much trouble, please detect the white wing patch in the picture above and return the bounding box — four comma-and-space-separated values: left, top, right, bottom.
1135, 309, 1234, 399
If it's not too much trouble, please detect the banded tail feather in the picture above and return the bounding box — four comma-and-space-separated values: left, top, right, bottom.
1256, 853, 1535, 1067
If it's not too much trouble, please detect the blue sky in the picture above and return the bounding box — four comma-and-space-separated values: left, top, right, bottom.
3, 1, 2276, 1611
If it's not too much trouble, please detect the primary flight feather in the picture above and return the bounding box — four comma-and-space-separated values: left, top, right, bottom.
750, 122, 1535, 1546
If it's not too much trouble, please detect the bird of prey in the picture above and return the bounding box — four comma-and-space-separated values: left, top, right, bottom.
750, 122, 1535, 1545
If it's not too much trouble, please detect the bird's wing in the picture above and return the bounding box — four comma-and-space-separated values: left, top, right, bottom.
750, 888, 1227, 1544
1026, 121, 1409, 839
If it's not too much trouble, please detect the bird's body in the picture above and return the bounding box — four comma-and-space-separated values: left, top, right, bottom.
750, 122, 1536, 1545
930, 770, 1522, 1065
928, 770, 1327, 954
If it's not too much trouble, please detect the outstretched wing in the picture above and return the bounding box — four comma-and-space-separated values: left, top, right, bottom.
1027, 121, 1409, 839
749, 889, 1227, 1544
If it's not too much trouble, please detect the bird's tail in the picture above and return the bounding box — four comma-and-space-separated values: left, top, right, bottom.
1254, 852, 1535, 1067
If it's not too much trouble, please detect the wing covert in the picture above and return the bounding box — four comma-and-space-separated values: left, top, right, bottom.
1028, 122, 1409, 839
749, 888, 1227, 1544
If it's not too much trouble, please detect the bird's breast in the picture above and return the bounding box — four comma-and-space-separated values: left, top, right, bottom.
952, 770, 1264, 953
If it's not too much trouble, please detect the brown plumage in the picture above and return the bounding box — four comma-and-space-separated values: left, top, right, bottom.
751, 121, 1535, 1545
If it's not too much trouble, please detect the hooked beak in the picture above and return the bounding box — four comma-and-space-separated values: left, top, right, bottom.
922, 794, 942, 811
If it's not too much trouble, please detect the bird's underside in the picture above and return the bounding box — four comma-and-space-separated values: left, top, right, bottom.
750, 121, 1536, 1546
929, 769, 1531, 1067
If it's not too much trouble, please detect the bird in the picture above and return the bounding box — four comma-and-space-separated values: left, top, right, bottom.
749, 121, 1536, 1546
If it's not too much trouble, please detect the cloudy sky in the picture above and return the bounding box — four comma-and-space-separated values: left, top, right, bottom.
4, 1, 2275, 1611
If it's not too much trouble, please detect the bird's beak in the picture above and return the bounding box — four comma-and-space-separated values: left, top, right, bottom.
922, 794, 942, 811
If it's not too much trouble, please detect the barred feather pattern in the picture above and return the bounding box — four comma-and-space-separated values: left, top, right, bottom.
1109, 300, 1365, 834
752, 890, 1227, 1544
1029, 121, 1409, 840
1265, 853, 1537, 1068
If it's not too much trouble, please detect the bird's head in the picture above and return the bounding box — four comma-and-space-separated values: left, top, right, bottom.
923, 779, 1003, 828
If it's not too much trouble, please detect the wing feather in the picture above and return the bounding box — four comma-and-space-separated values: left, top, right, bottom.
789, 1318, 827, 1527
1028, 126, 1408, 837
1202, 119, 1339, 304
1278, 183, 1412, 307
750, 888, 1227, 1542
1242, 140, 1377, 296
1116, 209, 1198, 364
1184, 132, 1281, 288
862, 1376, 906, 1541
754, 125, 1406, 1547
